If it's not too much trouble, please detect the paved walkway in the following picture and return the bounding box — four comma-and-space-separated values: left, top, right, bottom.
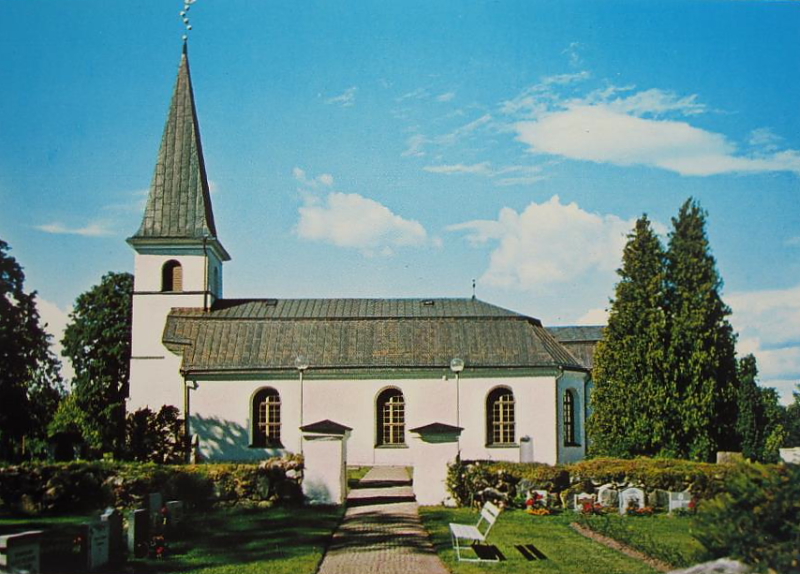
316, 466, 450, 574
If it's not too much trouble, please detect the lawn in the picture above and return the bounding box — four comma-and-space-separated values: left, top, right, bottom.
578, 513, 705, 569
420, 507, 665, 574
1, 505, 343, 574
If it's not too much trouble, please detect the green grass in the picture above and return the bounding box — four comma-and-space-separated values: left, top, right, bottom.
579, 513, 705, 568
1, 505, 343, 574
420, 507, 662, 574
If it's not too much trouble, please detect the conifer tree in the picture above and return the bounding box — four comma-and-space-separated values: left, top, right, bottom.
665, 198, 738, 461
736, 354, 765, 460
589, 215, 672, 457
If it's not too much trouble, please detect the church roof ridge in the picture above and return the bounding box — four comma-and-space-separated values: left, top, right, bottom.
167, 296, 540, 322
128, 44, 228, 260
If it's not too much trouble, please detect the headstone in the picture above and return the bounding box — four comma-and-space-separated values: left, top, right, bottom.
127, 509, 149, 558
619, 487, 645, 515
83, 520, 110, 571
519, 435, 534, 463
596, 485, 619, 508
573, 492, 596, 512
530, 489, 549, 508
0, 530, 43, 574
165, 500, 185, 529
147, 493, 164, 529
779, 447, 800, 464
100, 507, 124, 564
669, 490, 693, 513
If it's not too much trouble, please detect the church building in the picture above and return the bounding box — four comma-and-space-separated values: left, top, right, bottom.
127, 44, 602, 467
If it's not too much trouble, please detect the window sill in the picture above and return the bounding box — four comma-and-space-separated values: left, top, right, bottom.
486, 443, 519, 449
249, 443, 284, 449
375, 444, 409, 449
564, 442, 582, 448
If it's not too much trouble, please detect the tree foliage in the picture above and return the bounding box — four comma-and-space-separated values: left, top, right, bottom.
59, 271, 133, 456
665, 199, 739, 460
125, 405, 184, 464
589, 215, 672, 457
591, 200, 746, 461
736, 355, 786, 462
0, 238, 63, 460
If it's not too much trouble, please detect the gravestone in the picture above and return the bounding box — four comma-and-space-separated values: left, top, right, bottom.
530, 489, 549, 508
83, 520, 110, 571
596, 485, 619, 508
573, 492, 596, 512
619, 487, 645, 515
165, 500, 185, 528
519, 435, 534, 463
100, 507, 124, 564
779, 447, 800, 464
0, 530, 43, 574
127, 509, 149, 558
147, 493, 164, 529
669, 490, 693, 513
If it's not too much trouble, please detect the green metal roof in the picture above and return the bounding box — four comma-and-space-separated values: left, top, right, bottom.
128, 44, 228, 259
163, 298, 586, 374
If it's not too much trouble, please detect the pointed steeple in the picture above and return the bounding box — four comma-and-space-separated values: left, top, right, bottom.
128, 43, 229, 260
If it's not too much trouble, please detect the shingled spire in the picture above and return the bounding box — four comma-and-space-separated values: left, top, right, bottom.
128, 43, 229, 260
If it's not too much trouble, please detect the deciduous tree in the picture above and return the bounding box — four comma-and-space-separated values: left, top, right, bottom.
0, 238, 63, 460
60, 272, 133, 456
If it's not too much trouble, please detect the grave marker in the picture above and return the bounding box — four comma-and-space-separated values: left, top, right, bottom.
619, 487, 645, 515
573, 492, 596, 512
128, 509, 149, 558
0, 530, 43, 574
597, 485, 619, 508
669, 490, 693, 513
83, 520, 110, 571
100, 508, 124, 564
147, 493, 164, 529
165, 500, 185, 529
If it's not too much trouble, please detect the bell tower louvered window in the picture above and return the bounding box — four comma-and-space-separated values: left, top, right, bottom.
162, 260, 183, 292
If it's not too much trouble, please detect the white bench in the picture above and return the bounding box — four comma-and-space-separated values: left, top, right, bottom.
449, 501, 502, 562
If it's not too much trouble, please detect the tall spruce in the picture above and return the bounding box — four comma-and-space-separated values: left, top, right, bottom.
589, 215, 672, 457
665, 198, 738, 461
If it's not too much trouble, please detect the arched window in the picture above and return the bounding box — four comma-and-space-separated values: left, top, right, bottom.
376, 388, 405, 446
486, 387, 515, 445
564, 389, 577, 446
252, 388, 281, 447
162, 260, 183, 292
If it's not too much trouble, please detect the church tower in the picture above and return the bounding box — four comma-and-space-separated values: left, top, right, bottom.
127, 43, 230, 409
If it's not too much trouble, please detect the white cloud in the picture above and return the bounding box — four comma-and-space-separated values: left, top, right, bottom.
293, 167, 334, 188
562, 42, 584, 68
296, 192, 428, 256
436, 92, 456, 102
728, 284, 800, 403
448, 195, 634, 290
576, 307, 609, 326
424, 162, 492, 175
397, 88, 430, 102
325, 87, 357, 107
37, 298, 75, 383
786, 236, 800, 247
35, 221, 113, 237
402, 134, 429, 157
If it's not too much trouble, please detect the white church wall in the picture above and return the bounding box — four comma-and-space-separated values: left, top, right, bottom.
458, 376, 559, 465
190, 379, 302, 461
557, 370, 588, 464
128, 352, 185, 411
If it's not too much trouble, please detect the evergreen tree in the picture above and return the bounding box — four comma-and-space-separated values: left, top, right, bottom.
665, 198, 738, 461
736, 354, 763, 460
60, 272, 133, 456
0, 238, 63, 460
589, 215, 672, 457
782, 384, 800, 448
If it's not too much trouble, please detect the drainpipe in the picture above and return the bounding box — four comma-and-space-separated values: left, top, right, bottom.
555, 368, 565, 465
202, 236, 209, 312
183, 373, 196, 463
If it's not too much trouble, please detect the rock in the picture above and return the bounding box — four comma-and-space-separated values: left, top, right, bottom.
668, 558, 751, 574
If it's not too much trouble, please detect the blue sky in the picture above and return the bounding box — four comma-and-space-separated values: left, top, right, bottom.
1, 1, 799, 401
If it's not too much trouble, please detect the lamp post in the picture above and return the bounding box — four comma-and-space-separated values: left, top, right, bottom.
295, 355, 309, 429
450, 357, 465, 454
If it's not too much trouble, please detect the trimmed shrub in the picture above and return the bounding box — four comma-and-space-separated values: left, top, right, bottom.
693, 463, 800, 573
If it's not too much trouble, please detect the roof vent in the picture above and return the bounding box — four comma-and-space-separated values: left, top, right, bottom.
421, 299, 435, 306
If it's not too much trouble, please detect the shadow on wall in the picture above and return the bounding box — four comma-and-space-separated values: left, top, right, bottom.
191, 414, 286, 461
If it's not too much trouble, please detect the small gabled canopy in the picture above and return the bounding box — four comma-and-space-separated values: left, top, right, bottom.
409, 422, 464, 435
128, 42, 229, 261
300, 419, 353, 435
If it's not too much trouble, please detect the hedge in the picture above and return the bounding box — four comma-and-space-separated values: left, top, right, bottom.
446, 457, 752, 509
0, 455, 303, 515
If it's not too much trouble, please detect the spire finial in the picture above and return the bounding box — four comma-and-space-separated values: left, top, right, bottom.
179, 0, 198, 41
471, 279, 476, 300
